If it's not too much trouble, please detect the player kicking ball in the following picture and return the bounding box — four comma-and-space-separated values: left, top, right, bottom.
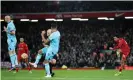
29, 28, 60, 77
110, 36, 130, 76
3, 15, 19, 73
29, 29, 52, 68
41, 24, 60, 78
17, 38, 31, 73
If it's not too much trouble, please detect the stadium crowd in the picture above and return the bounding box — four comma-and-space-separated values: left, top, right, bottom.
2, 1, 133, 13
1, 20, 133, 68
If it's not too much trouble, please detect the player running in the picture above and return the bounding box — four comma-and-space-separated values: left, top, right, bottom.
17, 38, 31, 72
110, 36, 130, 76
3, 15, 19, 73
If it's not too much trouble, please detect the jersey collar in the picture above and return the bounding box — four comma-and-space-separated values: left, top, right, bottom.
8, 21, 12, 24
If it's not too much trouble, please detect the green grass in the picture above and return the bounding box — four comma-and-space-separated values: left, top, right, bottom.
1, 69, 133, 80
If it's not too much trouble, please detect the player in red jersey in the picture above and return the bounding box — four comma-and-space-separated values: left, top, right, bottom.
110, 36, 130, 76
17, 38, 31, 72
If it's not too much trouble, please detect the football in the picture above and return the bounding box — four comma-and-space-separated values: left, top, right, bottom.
21, 53, 28, 59
50, 59, 56, 64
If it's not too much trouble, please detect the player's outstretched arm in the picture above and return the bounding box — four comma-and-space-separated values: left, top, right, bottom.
3, 26, 7, 32
3, 26, 15, 35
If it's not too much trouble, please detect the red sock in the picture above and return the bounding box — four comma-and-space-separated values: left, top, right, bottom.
119, 67, 122, 72
28, 66, 31, 71
27, 64, 31, 71
16, 68, 19, 72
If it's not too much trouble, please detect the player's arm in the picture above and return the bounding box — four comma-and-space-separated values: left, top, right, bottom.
42, 42, 49, 47
9, 30, 15, 35
41, 30, 50, 44
4, 26, 15, 35
113, 40, 123, 50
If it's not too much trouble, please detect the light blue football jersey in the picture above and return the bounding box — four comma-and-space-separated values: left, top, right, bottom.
48, 31, 60, 52
7, 21, 17, 51
7, 21, 16, 40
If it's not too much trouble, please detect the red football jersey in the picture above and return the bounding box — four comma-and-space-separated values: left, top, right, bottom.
18, 42, 29, 54
113, 38, 130, 53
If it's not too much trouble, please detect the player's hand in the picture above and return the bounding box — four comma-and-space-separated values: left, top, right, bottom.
109, 47, 113, 50
41, 30, 46, 36
3, 26, 7, 32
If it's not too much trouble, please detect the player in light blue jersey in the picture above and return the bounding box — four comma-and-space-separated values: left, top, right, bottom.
3, 15, 18, 73
30, 29, 58, 77
29, 29, 51, 67
41, 24, 60, 78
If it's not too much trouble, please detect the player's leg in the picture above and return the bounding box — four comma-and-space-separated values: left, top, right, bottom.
8, 51, 16, 71
115, 52, 129, 76
9, 50, 19, 72
49, 55, 57, 77
119, 53, 129, 72
115, 54, 125, 76
44, 49, 56, 78
8, 39, 18, 72
43, 60, 51, 77
17, 53, 22, 68
8, 39, 15, 71
49, 63, 53, 75
29, 50, 42, 67
119, 55, 125, 72
35, 50, 43, 65
24, 58, 32, 72
29, 47, 48, 67
44, 58, 56, 77
44, 50, 53, 78
13, 39, 19, 72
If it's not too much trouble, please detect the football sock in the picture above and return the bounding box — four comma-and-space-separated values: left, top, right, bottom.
45, 63, 50, 75
35, 54, 42, 65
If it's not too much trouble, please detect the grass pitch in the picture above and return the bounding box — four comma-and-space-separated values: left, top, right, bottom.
1, 69, 133, 80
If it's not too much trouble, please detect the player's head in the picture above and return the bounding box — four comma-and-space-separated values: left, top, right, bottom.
113, 36, 119, 42
20, 38, 24, 42
51, 23, 57, 32
5, 15, 11, 23
47, 29, 52, 36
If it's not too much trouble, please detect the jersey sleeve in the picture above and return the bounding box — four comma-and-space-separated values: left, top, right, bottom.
48, 32, 60, 41
113, 39, 123, 50
48, 33, 54, 41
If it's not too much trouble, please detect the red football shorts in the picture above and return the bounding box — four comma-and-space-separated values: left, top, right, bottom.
17, 53, 23, 62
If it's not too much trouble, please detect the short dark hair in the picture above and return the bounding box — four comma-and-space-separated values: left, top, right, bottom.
114, 34, 119, 38
51, 23, 57, 29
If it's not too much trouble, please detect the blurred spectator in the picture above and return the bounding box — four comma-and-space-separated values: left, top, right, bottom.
1, 1, 133, 13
